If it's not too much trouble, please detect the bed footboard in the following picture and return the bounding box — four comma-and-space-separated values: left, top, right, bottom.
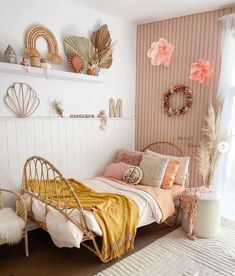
21, 156, 105, 261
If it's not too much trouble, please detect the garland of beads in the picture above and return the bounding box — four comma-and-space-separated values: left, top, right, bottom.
164, 85, 192, 116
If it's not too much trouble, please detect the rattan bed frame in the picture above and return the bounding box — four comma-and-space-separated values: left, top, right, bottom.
21, 141, 187, 262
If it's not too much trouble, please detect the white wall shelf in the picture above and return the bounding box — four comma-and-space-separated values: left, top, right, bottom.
0, 62, 107, 83
0, 117, 136, 121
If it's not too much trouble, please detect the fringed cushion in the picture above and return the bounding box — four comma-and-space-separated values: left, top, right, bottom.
116, 149, 143, 166
0, 207, 25, 244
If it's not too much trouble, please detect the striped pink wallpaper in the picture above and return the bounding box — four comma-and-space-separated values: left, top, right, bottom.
136, 7, 235, 187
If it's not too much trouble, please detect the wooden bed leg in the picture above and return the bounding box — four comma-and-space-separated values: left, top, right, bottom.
175, 200, 182, 226
24, 231, 29, 257
91, 236, 103, 261
164, 209, 180, 227
81, 233, 106, 262
164, 220, 175, 227
82, 234, 112, 263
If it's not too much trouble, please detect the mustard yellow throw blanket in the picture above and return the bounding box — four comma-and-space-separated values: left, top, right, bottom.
28, 178, 139, 261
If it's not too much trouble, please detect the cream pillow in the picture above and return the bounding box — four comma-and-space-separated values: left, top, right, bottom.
145, 150, 190, 186
139, 155, 168, 187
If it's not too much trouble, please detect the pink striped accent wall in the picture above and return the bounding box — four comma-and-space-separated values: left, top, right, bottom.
136, 7, 235, 187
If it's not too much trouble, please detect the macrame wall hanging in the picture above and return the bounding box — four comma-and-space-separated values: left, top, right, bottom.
25, 25, 64, 64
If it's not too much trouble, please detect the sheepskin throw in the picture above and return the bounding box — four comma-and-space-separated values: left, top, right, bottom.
0, 208, 25, 244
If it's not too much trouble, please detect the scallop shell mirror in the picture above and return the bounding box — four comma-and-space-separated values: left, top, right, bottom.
4, 82, 40, 118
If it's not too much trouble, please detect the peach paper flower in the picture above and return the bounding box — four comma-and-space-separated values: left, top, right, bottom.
189, 59, 213, 84
147, 38, 174, 67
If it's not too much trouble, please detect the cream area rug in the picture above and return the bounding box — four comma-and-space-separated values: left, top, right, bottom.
96, 226, 235, 276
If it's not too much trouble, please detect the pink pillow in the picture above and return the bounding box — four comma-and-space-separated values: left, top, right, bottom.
104, 162, 132, 180
116, 149, 143, 166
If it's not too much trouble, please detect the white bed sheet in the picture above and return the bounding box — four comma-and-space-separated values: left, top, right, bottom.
24, 177, 162, 248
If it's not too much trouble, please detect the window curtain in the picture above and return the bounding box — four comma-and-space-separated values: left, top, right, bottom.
213, 14, 235, 221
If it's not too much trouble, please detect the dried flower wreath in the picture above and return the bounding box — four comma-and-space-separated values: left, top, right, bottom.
164, 85, 192, 116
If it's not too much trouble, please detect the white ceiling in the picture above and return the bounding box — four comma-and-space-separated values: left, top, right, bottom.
70, 0, 234, 24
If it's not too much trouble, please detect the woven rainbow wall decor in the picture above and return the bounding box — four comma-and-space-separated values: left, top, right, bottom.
25, 25, 64, 64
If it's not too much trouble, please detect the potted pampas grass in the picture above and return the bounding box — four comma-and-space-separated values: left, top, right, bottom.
196, 101, 222, 187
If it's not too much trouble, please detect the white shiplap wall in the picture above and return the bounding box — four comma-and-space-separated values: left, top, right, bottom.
0, 118, 135, 192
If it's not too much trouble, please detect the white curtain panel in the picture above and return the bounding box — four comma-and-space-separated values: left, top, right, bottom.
213, 14, 235, 221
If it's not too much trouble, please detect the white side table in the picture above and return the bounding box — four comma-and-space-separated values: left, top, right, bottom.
193, 191, 221, 238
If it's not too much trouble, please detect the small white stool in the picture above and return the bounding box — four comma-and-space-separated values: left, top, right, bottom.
182, 191, 221, 238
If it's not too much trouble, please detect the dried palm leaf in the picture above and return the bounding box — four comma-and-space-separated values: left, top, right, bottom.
91, 24, 111, 53
98, 45, 114, 68
64, 36, 96, 66
91, 24, 113, 69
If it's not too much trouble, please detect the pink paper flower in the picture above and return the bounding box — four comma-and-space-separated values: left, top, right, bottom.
147, 38, 174, 67
189, 59, 213, 84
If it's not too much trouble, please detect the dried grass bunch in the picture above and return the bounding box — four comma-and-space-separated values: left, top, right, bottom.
196, 101, 222, 187
51, 100, 64, 118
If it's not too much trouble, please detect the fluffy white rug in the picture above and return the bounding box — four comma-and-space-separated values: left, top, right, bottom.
97, 226, 235, 276
0, 207, 25, 244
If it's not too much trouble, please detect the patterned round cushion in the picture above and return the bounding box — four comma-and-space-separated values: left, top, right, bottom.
123, 166, 143, 185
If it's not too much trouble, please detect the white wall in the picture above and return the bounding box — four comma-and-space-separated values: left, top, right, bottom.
0, 0, 136, 198
0, 0, 136, 117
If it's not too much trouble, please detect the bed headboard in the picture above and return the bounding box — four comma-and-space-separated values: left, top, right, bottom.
141, 141, 184, 157
142, 141, 189, 187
